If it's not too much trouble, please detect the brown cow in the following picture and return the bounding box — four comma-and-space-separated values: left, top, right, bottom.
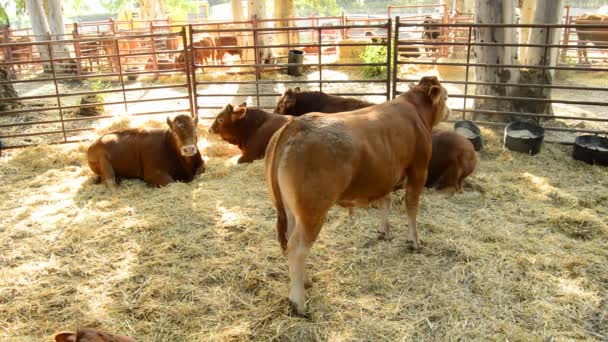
174, 37, 215, 71
209, 103, 294, 163
426, 129, 477, 193
87, 114, 204, 189
574, 13, 608, 64
214, 36, 242, 64
4, 36, 33, 70
275, 89, 475, 192
274, 87, 373, 116
77, 40, 102, 73
265, 76, 449, 315
100, 32, 142, 72
54, 328, 134, 342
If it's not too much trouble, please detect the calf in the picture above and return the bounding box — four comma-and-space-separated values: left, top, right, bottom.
265, 76, 449, 315
426, 129, 477, 193
574, 13, 608, 64
87, 114, 204, 189
54, 328, 134, 342
209, 103, 294, 163
214, 36, 242, 64
274, 87, 373, 116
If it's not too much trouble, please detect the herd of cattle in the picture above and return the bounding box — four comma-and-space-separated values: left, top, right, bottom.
85, 76, 476, 321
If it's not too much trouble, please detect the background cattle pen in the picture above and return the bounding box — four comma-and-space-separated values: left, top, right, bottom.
1, 12, 608, 342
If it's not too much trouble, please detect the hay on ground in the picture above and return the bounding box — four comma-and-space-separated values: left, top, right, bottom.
0, 127, 607, 341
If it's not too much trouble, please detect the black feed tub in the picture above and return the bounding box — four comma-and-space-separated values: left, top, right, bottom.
504, 121, 545, 155
453, 120, 483, 151
573, 135, 608, 166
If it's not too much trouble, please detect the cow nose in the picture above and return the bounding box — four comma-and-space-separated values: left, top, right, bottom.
182, 145, 197, 156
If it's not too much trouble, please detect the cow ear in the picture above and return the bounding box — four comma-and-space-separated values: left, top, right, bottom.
428, 85, 442, 105
294, 87, 301, 93
166, 117, 173, 128
284, 88, 293, 96
231, 106, 247, 121
239, 102, 247, 108
54, 331, 77, 342
408, 83, 416, 90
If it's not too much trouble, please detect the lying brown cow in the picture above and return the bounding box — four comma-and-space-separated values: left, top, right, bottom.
274, 87, 373, 116
209, 103, 294, 163
54, 328, 134, 342
214, 36, 242, 64
426, 129, 477, 192
265, 76, 449, 315
87, 114, 204, 188
174, 37, 215, 70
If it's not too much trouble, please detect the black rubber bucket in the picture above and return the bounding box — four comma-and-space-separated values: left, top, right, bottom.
504, 121, 545, 155
453, 120, 483, 151
287, 50, 304, 76
573, 135, 608, 166
126, 67, 139, 81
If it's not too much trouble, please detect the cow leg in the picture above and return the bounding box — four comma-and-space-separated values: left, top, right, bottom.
404, 167, 427, 250
377, 195, 393, 240
286, 222, 313, 316
284, 206, 312, 289
144, 171, 174, 187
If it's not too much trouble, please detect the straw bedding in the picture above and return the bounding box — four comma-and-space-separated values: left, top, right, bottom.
0, 119, 607, 341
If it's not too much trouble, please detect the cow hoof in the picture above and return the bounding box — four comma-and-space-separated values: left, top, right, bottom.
406, 240, 421, 251
289, 301, 309, 318
304, 279, 314, 289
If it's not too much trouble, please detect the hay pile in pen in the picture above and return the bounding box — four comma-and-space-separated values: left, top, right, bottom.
1, 119, 607, 341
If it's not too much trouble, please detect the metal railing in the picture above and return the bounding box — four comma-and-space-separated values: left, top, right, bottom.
393, 17, 608, 141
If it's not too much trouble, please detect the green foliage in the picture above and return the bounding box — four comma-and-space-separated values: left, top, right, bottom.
360, 44, 388, 78
295, 0, 340, 17
166, 0, 198, 14
100, 0, 131, 14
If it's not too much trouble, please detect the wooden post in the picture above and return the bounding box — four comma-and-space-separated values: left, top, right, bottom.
72, 23, 83, 76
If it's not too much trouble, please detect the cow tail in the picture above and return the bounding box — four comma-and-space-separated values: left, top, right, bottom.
267, 120, 299, 253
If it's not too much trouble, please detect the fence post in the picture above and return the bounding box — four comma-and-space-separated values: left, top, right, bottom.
385, 18, 392, 102
150, 21, 158, 78
252, 15, 261, 105
46, 32, 68, 143
72, 23, 83, 77
183, 26, 196, 121
560, 5, 571, 63
391, 16, 400, 99
462, 26, 473, 120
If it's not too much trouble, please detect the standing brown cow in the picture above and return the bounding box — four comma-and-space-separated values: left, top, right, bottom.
54, 328, 134, 342
265, 76, 449, 315
274, 87, 373, 116
87, 114, 205, 188
275, 88, 476, 193
174, 37, 215, 71
209, 103, 294, 163
214, 36, 242, 64
574, 13, 608, 64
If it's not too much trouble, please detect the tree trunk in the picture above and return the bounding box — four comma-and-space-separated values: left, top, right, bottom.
231, 0, 244, 21
0, 64, 19, 111
473, 0, 519, 122
274, 0, 295, 57
518, 0, 535, 61
247, 0, 268, 64
512, 0, 563, 117
25, 0, 52, 72
139, 0, 165, 19
46, 0, 71, 73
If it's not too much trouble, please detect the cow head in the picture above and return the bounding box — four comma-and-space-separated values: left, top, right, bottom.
209, 103, 248, 144
274, 87, 300, 114
409, 76, 450, 127
166, 114, 199, 157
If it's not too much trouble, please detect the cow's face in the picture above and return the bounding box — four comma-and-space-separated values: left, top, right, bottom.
167, 114, 199, 157
274, 87, 299, 114
209, 103, 247, 144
